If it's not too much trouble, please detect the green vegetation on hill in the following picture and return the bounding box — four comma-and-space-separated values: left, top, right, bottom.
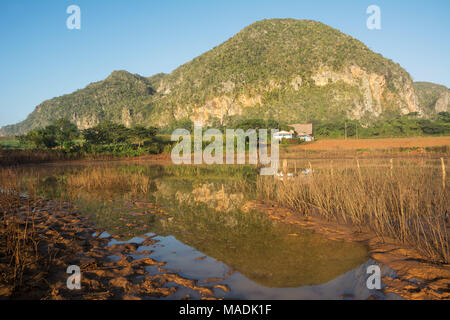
314, 112, 450, 139
1, 19, 431, 137
1, 71, 157, 136
151, 19, 414, 125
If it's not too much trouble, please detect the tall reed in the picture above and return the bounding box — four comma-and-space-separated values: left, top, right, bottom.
0, 169, 39, 292
257, 159, 449, 263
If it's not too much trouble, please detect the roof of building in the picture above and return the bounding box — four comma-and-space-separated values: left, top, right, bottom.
274, 131, 292, 135
289, 123, 313, 136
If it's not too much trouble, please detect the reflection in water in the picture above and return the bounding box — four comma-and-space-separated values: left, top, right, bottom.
14, 163, 400, 299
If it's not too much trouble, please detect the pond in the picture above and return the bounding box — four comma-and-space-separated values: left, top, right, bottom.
14, 161, 400, 300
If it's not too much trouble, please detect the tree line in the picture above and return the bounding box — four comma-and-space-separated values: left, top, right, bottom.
313, 112, 450, 139
17, 112, 450, 155
19, 119, 169, 156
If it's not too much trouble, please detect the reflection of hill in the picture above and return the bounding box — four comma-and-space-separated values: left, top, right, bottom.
178, 183, 244, 212
154, 205, 368, 288
154, 180, 246, 212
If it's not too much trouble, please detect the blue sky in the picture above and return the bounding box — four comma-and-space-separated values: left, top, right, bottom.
1, 0, 449, 127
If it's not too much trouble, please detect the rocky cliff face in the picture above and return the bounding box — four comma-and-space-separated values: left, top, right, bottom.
159, 65, 420, 126
414, 82, 450, 115
435, 91, 450, 113
310, 65, 418, 118
151, 67, 421, 127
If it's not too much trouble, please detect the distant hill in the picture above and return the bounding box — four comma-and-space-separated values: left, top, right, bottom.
1, 19, 438, 136
414, 82, 450, 115
0, 71, 158, 136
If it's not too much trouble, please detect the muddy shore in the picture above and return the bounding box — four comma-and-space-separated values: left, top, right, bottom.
0, 197, 222, 300
1, 195, 449, 300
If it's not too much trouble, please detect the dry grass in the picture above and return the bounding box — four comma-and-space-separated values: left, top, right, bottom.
257, 158, 449, 264
282, 136, 450, 161
292, 136, 450, 151
0, 149, 139, 166
65, 166, 152, 199
0, 169, 41, 294
0, 149, 75, 166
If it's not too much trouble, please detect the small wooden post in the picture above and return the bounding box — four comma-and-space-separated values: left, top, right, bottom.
390, 158, 394, 178
283, 159, 288, 178
330, 160, 334, 177
356, 159, 362, 181
344, 122, 347, 140
309, 161, 313, 176
441, 158, 446, 191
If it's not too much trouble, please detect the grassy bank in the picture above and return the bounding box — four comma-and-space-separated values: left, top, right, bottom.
257, 158, 449, 264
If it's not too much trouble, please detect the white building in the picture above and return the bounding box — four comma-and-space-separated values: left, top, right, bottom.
273, 131, 294, 141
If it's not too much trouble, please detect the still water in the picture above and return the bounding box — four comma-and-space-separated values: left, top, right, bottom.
17, 162, 400, 300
